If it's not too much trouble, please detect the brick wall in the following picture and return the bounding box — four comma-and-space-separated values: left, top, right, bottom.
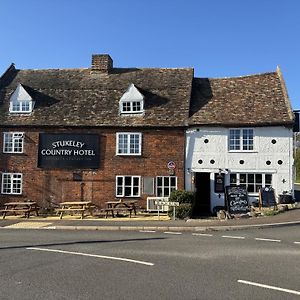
0, 127, 185, 209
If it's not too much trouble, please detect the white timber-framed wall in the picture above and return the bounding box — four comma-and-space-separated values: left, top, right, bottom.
185, 126, 294, 212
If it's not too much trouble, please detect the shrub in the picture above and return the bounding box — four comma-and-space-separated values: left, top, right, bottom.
169, 190, 195, 204
169, 203, 193, 219
168, 190, 195, 219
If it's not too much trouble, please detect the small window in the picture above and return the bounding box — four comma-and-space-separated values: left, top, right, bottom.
119, 84, 144, 114
116, 176, 141, 197
156, 176, 177, 197
9, 84, 34, 114
3, 132, 24, 153
229, 129, 254, 151
116, 133, 142, 155
1, 173, 23, 195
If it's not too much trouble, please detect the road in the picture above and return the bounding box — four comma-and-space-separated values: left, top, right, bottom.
0, 225, 299, 299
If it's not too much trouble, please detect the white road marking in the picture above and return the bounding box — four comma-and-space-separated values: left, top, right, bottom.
255, 238, 281, 243
163, 232, 182, 235
222, 235, 245, 240
238, 279, 300, 296
294, 241, 300, 245
139, 230, 156, 233
27, 247, 154, 266
192, 233, 213, 237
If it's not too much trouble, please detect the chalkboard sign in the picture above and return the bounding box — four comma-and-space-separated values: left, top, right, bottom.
259, 187, 276, 208
225, 186, 249, 214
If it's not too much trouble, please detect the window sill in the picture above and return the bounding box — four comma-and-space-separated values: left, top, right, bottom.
228, 150, 257, 153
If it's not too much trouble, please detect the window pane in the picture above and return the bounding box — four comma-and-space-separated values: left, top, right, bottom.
248, 184, 254, 193
242, 129, 254, 150
229, 130, 240, 150
163, 177, 169, 186
255, 174, 262, 184
170, 177, 176, 187
157, 188, 162, 197
265, 174, 272, 185
124, 187, 131, 196
240, 174, 246, 184
124, 177, 131, 185
132, 187, 139, 196
248, 174, 254, 183
157, 177, 162, 186
230, 174, 237, 184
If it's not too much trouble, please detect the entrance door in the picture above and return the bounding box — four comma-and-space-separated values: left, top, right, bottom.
194, 172, 211, 216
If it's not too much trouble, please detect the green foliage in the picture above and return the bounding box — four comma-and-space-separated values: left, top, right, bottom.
169, 203, 193, 219
168, 190, 195, 219
169, 190, 195, 204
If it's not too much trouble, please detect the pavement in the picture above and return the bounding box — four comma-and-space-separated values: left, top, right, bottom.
0, 204, 300, 232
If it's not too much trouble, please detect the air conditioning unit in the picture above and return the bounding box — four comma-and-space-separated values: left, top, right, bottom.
146, 197, 169, 212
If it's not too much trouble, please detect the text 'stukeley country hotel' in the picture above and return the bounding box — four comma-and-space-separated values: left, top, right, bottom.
0, 54, 296, 214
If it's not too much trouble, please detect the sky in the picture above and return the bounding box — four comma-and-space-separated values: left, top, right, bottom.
0, 0, 299, 109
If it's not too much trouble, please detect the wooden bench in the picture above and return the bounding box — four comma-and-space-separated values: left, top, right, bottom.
56, 201, 94, 219
1, 202, 39, 219
102, 207, 133, 218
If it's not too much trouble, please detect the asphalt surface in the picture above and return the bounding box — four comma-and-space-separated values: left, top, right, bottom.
0, 227, 299, 299
0, 206, 300, 232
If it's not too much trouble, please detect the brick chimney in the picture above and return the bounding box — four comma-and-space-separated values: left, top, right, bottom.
91, 54, 113, 73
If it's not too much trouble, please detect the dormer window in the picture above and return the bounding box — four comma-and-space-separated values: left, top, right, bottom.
119, 83, 144, 114
9, 84, 34, 114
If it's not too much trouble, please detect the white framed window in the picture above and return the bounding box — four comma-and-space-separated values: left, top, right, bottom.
156, 176, 177, 197
116, 176, 141, 197
10, 100, 33, 113
121, 101, 143, 114
116, 133, 142, 155
229, 129, 254, 151
230, 173, 272, 193
9, 84, 34, 114
3, 132, 24, 153
119, 83, 144, 115
1, 173, 23, 195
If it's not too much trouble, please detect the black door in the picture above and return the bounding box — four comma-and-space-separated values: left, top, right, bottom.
194, 172, 211, 216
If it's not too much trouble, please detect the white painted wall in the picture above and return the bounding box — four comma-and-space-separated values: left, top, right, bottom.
185, 126, 293, 210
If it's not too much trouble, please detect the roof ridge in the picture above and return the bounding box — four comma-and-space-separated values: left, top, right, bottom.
276, 66, 295, 122
195, 71, 277, 80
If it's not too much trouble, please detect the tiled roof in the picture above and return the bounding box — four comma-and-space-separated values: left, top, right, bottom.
0, 65, 194, 127
189, 69, 294, 127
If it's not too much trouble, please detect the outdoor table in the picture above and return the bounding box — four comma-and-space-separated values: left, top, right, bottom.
57, 201, 94, 219
0, 201, 39, 219
104, 200, 138, 218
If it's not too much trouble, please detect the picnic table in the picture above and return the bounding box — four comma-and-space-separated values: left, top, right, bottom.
104, 200, 138, 218
0, 201, 39, 219
56, 201, 94, 219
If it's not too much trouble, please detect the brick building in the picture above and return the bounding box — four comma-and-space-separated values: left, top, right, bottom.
0, 55, 193, 209
0, 54, 295, 213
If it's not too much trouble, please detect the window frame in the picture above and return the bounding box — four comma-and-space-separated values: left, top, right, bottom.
9, 100, 33, 114
229, 128, 254, 152
1, 173, 23, 195
156, 176, 177, 197
120, 100, 144, 114
229, 173, 272, 194
116, 132, 142, 156
3, 132, 24, 153
116, 175, 141, 197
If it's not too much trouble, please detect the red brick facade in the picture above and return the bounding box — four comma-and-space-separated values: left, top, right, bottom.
0, 127, 185, 209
